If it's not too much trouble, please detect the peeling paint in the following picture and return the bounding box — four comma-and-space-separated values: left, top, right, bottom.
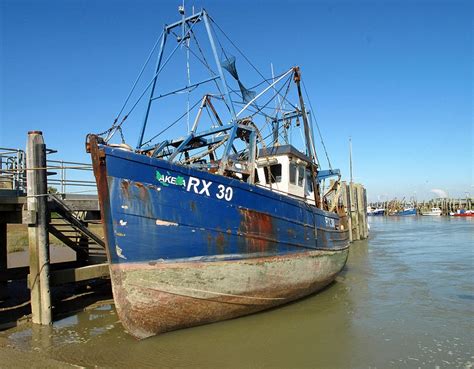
121, 205, 129, 209
109, 248, 349, 339
116, 245, 127, 259
119, 219, 127, 226
156, 219, 179, 226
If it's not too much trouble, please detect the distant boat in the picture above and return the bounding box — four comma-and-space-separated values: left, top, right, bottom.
421, 207, 442, 216
367, 206, 385, 216
394, 207, 417, 216
450, 210, 474, 217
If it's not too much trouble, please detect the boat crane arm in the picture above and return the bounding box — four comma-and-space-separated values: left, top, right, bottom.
317, 169, 341, 182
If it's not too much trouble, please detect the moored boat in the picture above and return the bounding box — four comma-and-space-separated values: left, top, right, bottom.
87, 8, 350, 339
450, 209, 474, 217
393, 207, 417, 216
421, 207, 442, 216
367, 206, 385, 216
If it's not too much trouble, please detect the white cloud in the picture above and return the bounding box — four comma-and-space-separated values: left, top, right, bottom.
431, 188, 447, 198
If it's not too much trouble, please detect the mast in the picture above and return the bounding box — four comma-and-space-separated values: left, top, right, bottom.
137, 30, 168, 149
293, 67, 320, 207
136, 9, 237, 150
202, 10, 236, 121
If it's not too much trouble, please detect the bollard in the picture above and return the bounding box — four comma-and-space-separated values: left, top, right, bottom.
26, 131, 52, 325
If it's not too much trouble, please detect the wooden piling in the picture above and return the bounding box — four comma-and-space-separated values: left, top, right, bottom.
357, 185, 368, 239
26, 131, 52, 325
0, 223, 7, 300
350, 182, 360, 241
341, 182, 353, 242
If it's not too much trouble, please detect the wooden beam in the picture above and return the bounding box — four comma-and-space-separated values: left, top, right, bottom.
0, 261, 81, 282
48, 263, 109, 286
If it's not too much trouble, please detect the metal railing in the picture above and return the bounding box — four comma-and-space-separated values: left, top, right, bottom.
0, 147, 26, 193
0, 146, 97, 195
46, 159, 96, 195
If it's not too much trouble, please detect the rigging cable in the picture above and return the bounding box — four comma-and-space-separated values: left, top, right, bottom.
101, 31, 165, 142
105, 19, 202, 143
186, 28, 191, 133
301, 80, 332, 170
188, 28, 231, 115
115, 31, 165, 125
209, 16, 299, 111
140, 97, 203, 147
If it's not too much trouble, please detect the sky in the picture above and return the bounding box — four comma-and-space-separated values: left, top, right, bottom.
0, 0, 472, 201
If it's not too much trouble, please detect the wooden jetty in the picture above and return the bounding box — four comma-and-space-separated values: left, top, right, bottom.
1, 131, 368, 328
0, 132, 108, 326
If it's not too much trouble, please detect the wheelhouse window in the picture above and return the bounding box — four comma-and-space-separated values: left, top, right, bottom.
298, 165, 305, 187
306, 170, 313, 192
289, 162, 297, 184
264, 164, 282, 183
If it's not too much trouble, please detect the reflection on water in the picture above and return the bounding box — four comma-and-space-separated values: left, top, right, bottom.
1, 217, 473, 368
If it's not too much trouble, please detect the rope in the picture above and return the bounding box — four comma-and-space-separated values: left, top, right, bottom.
209, 16, 298, 111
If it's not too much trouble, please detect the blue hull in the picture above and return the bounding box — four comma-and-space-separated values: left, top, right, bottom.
395, 208, 417, 216
368, 210, 385, 216
89, 138, 350, 338
99, 145, 348, 265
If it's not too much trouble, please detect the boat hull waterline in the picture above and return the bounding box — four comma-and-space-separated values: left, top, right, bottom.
89, 137, 350, 339
111, 250, 348, 338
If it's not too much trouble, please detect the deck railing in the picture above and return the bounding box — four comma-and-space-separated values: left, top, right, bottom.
0, 147, 26, 193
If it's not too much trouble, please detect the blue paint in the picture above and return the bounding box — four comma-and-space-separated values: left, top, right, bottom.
100, 145, 345, 264
394, 208, 417, 216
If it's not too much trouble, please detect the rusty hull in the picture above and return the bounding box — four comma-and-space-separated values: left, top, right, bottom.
87, 136, 351, 339
109, 248, 349, 339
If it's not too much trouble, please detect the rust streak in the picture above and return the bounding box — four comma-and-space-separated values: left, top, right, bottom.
238, 208, 275, 252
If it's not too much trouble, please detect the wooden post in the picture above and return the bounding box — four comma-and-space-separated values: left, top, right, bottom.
356, 184, 364, 239
358, 186, 368, 239
77, 232, 89, 265
0, 223, 7, 300
351, 183, 360, 241
342, 182, 353, 242
26, 131, 52, 325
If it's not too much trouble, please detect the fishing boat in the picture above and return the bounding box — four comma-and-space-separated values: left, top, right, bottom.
86, 8, 350, 339
367, 206, 385, 216
450, 209, 474, 217
421, 207, 442, 216
394, 207, 417, 216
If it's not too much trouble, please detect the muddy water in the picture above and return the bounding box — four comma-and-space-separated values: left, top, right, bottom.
1, 217, 473, 368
